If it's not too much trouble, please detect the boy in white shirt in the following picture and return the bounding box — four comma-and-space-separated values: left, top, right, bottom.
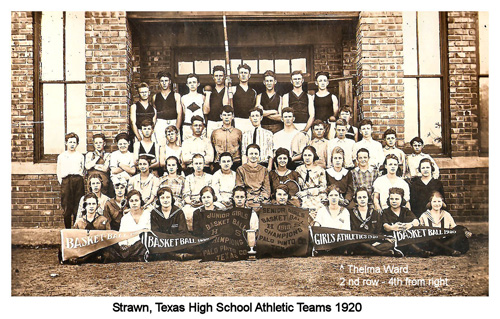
57, 132, 85, 228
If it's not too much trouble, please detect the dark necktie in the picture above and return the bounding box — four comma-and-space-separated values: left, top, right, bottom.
253, 127, 258, 145
305, 169, 311, 184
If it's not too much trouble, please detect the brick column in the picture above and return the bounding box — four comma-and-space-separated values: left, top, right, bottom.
85, 11, 132, 150
447, 11, 480, 157
11, 12, 34, 162
356, 12, 405, 142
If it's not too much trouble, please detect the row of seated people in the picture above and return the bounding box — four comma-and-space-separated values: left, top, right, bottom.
70, 177, 470, 264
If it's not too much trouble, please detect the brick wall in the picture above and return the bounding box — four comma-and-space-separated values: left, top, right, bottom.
441, 167, 488, 222
12, 174, 64, 228
447, 11, 480, 157
313, 45, 343, 78
85, 11, 131, 150
11, 12, 34, 162
356, 12, 405, 143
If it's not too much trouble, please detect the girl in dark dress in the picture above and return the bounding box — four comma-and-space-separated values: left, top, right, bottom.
380, 187, 433, 257
325, 146, 353, 207
269, 148, 301, 200
410, 158, 445, 218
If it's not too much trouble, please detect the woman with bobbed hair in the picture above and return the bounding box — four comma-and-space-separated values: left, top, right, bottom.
410, 158, 445, 218
313, 184, 350, 230
271, 184, 300, 207
151, 186, 188, 235
159, 156, 186, 208
325, 146, 353, 207
269, 148, 301, 199
380, 187, 433, 258
192, 186, 225, 237
115, 190, 151, 262
296, 146, 327, 214
418, 191, 471, 256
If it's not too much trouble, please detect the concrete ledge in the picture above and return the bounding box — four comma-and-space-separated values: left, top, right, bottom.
434, 157, 488, 169
11, 223, 489, 246
11, 162, 57, 175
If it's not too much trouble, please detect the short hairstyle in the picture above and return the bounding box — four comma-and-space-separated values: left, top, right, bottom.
358, 119, 373, 129
126, 189, 145, 208
410, 136, 424, 146
82, 193, 99, 215
281, 107, 295, 117
387, 187, 406, 207
335, 118, 347, 127
165, 156, 182, 175
87, 173, 103, 193
140, 118, 155, 129
425, 191, 447, 210
115, 132, 129, 143
383, 154, 400, 165
92, 133, 105, 141
249, 107, 263, 117
221, 105, 234, 114
326, 184, 343, 197
165, 125, 179, 134
191, 115, 205, 126
233, 186, 246, 197
302, 145, 319, 162
138, 82, 149, 90
383, 128, 397, 139
315, 71, 330, 81
237, 63, 251, 73
186, 73, 199, 82
275, 184, 290, 195
246, 143, 261, 156
291, 70, 303, 78
212, 65, 226, 74
340, 105, 352, 114
353, 187, 369, 204
356, 147, 370, 158
219, 152, 233, 162
138, 154, 153, 166
199, 185, 218, 203
275, 184, 290, 201
273, 147, 293, 170
192, 153, 205, 163
263, 70, 276, 79
156, 186, 174, 208
312, 119, 326, 129
330, 146, 345, 168
65, 132, 80, 144
157, 71, 172, 80
418, 158, 436, 173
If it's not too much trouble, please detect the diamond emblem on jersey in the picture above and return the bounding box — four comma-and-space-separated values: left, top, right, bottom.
187, 102, 201, 113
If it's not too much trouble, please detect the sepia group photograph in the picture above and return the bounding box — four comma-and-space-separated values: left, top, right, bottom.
8, 3, 493, 317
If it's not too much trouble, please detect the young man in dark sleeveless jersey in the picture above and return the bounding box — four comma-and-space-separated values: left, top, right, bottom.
229, 63, 257, 133
204, 65, 229, 139
255, 70, 283, 134
313, 71, 339, 139
130, 82, 157, 144
152, 71, 182, 148
281, 70, 315, 135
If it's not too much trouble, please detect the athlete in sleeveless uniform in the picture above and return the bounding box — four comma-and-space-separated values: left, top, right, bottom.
130, 82, 157, 144
281, 71, 314, 135
204, 65, 229, 138
152, 71, 182, 148
229, 64, 257, 133
256, 70, 282, 134
314, 71, 339, 139
181, 73, 206, 141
